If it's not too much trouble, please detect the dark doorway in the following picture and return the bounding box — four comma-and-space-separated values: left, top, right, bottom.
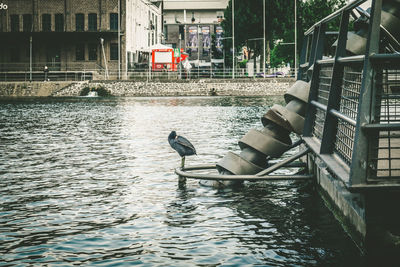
46, 45, 61, 71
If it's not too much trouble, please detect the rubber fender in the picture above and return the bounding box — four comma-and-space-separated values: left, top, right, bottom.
238, 129, 292, 158
307, 64, 314, 81
261, 124, 292, 145
381, 9, 400, 41
271, 104, 305, 135
239, 147, 268, 168
261, 108, 293, 132
284, 80, 311, 104
332, 31, 367, 55
216, 151, 264, 175
285, 98, 307, 117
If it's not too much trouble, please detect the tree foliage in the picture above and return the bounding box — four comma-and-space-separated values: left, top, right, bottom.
221, 0, 346, 68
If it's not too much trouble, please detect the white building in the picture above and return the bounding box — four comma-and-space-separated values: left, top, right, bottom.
126, 0, 162, 69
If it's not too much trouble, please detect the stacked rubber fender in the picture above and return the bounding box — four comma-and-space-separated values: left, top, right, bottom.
216, 81, 310, 176
334, 0, 400, 55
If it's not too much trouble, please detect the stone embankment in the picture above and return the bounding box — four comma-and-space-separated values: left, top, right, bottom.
0, 78, 295, 97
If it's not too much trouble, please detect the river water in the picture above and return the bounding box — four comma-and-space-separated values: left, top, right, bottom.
0, 96, 364, 266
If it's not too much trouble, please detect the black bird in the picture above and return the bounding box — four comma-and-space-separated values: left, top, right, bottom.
168, 131, 197, 168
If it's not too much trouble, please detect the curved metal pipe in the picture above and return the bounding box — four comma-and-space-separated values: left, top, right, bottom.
176, 144, 311, 181
175, 165, 313, 181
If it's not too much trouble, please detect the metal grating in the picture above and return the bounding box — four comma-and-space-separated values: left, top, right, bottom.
374, 131, 400, 178
370, 69, 400, 179
333, 66, 363, 166
339, 66, 363, 120
334, 120, 356, 166
317, 64, 333, 106
313, 109, 326, 140
312, 63, 333, 140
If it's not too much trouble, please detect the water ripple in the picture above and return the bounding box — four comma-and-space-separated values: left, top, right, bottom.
0, 96, 363, 266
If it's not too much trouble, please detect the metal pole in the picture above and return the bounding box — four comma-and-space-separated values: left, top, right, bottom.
118, 0, 121, 79
232, 0, 235, 79
263, 0, 266, 79
100, 38, 109, 79
149, 49, 151, 82
197, 25, 200, 78
223, 48, 225, 78
30, 36, 32, 81
179, 34, 182, 79
210, 48, 212, 78
294, 0, 297, 76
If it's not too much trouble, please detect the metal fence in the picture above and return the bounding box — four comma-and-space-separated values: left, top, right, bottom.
0, 62, 295, 81
373, 67, 400, 179
300, 0, 400, 190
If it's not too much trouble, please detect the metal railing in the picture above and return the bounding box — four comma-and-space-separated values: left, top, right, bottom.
127, 67, 295, 80
300, 0, 400, 190
0, 61, 296, 81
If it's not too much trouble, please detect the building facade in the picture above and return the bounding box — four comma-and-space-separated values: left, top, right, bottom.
126, 0, 162, 70
0, 0, 161, 79
163, 0, 228, 64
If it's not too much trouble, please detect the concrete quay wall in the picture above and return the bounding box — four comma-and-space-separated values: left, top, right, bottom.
0, 79, 295, 97
0, 81, 80, 97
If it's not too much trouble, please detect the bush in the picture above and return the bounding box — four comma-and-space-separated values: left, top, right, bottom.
79, 86, 111, 97
238, 59, 248, 68
96, 86, 111, 96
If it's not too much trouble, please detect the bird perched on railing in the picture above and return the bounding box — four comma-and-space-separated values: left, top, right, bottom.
168, 131, 197, 168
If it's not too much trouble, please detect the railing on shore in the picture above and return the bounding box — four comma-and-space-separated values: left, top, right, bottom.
0, 63, 296, 82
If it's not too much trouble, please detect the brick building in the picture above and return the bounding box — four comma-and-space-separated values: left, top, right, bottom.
0, 0, 162, 80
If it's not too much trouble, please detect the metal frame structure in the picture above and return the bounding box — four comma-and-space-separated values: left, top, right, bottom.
175, 140, 311, 181
300, 0, 400, 191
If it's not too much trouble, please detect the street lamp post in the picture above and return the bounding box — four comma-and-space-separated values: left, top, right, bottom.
294, 0, 297, 77
179, 33, 182, 79
100, 38, 109, 79
30, 36, 32, 81
220, 36, 232, 78
232, 0, 235, 79
118, 0, 121, 80
197, 25, 200, 78
263, 0, 266, 79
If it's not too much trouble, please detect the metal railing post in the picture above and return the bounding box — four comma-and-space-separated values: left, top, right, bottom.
303, 24, 326, 137
350, 0, 382, 186
320, 10, 350, 154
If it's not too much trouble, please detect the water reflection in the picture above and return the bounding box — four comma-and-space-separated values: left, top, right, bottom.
0, 96, 363, 266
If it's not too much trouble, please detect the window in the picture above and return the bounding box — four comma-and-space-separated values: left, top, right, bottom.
88, 43, 97, 60
11, 15, 19, 32
110, 13, 118, 30
23, 14, 32, 32
42, 14, 51, 32
155, 15, 158, 44
179, 25, 184, 39
55, 14, 64, 32
10, 46, 20, 62
165, 25, 169, 41
152, 13, 155, 45
76, 13, 84, 31
88, 13, 97, 31
110, 43, 118, 60
127, 52, 131, 70
76, 43, 85, 60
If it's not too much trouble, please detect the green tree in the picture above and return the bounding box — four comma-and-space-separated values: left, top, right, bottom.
221, 0, 346, 69
221, 0, 288, 67
271, 0, 346, 67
